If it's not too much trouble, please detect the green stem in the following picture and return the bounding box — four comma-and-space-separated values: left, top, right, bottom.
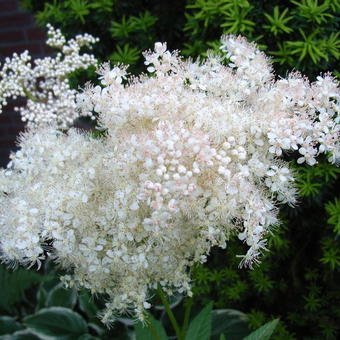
182, 297, 193, 337
157, 284, 183, 340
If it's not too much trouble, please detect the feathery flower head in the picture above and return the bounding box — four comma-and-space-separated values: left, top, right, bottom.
0, 34, 339, 323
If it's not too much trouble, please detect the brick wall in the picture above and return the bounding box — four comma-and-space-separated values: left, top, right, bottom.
0, 0, 48, 167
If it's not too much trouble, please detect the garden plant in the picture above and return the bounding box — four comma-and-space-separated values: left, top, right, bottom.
0, 1, 339, 339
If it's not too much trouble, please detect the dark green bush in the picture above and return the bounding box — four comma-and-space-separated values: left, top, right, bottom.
21, 0, 339, 78
183, 0, 339, 78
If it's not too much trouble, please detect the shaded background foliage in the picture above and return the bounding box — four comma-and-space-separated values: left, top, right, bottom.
0, 0, 339, 339
21, 0, 339, 78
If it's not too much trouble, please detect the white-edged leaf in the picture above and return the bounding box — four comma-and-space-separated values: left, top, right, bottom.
211, 309, 250, 340
0, 316, 23, 335
0, 329, 40, 339
46, 283, 77, 309
24, 307, 88, 340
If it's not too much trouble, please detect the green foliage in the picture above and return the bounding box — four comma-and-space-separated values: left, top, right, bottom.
45, 283, 78, 309
0, 265, 277, 340
0, 316, 23, 335
243, 319, 280, 340
294, 161, 340, 198
135, 313, 168, 340
24, 307, 88, 339
220, 1, 255, 34
109, 44, 140, 65
291, 0, 333, 24
210, 309, 250, 339
286, 29, 328, 64
22, 0, 339, 78
0, 264, 47, 313
320, 238, 340, 270
191, 156, 340, 339
185, 302, 212, 340
184, 0, 339, 77
325, 198, 340, 234
65, 0, 91, 24
263, 7, 293, 36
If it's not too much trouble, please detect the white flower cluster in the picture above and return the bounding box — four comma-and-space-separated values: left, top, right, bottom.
0, 35, 339, 322
0, 24, 98, 128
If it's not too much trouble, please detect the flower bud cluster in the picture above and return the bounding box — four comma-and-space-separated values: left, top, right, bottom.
0, 24, 98, 128
0, 35, 338, 322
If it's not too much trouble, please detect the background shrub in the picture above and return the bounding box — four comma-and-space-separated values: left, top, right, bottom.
21, 0, 339, 78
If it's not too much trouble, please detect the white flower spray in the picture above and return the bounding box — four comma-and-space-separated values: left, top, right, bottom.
0, 24, 98, 128
0, 34, 338, 323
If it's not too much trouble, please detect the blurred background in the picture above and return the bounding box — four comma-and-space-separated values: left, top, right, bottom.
0, 1, 339, 339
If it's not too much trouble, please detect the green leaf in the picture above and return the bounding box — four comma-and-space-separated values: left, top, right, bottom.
36, 277, 60, 310
131, 11, 158, 31
263, 6, 293, 36
88, 323, 105, 337
211, 309, 250, 340
0, 329, 41, 339
77, 334, 100, 340
320, 239, 340, 270
325, 198, 340, 234
243, 319, 279, 340
66, 0, 90, 24
135, 313, 168, 340
0, 265, 46, 312
89, 0, 113, 13
185, 302, 212, 340
291, 0, 333, 24
219, 334, 226, 340
110, 16, 136, 39
0, 316, 23, 335
79, 291, 99, 319
46, 283, 77, 309
109, 44, 140, 65
24, 307, 88, 340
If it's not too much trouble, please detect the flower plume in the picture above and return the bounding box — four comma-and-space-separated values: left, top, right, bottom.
0, 34, 339, 322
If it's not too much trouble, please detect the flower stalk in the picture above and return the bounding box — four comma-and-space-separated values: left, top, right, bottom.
157, 285, 183, 340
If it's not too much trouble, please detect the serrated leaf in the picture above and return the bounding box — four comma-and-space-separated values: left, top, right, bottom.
0, 316, 23, 335
211, 309, 250, 340
243, 319, 279, 340
185, 302, 212, 340
135, 313, 168, 340
24, 307, 88, 340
